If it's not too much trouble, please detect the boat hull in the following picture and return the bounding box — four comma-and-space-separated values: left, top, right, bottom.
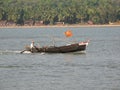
21, 42, 88, 53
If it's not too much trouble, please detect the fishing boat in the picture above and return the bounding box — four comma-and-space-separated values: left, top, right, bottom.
20, 40, 89, 53
20, 30, 89, 54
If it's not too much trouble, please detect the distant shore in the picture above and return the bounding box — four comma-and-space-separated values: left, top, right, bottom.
0, 24, 120, 28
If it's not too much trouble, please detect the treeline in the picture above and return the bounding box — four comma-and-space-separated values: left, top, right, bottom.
0, 0, 120, 25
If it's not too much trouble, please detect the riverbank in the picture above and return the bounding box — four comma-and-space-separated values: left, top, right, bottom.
0, 24, 120, 29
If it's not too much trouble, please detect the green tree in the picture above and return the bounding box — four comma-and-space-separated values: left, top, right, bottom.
16, 9, 24, 25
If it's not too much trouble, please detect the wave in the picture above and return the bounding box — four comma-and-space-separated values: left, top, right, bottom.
0, 50, 46, 55
0, 50, 22, 55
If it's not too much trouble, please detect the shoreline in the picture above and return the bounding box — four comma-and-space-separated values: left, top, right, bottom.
0, 24, 120, 28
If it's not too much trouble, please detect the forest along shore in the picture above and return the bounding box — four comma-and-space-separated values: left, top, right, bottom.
0, 0, 120, 26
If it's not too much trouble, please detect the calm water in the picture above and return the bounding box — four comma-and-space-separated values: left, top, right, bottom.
0, 27, 120, 90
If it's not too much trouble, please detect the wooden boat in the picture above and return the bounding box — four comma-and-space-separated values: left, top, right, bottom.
20, 40, 89, 53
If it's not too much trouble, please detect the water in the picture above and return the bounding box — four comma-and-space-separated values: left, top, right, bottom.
0, 26, 120, 90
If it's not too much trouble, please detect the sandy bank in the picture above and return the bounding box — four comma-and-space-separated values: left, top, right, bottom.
0, 24, 120, 29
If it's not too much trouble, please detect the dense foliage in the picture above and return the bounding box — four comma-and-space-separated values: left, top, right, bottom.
0, 0, 120, 25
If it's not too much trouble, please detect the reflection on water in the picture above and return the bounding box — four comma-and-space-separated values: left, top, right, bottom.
0, 27, 120, 90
